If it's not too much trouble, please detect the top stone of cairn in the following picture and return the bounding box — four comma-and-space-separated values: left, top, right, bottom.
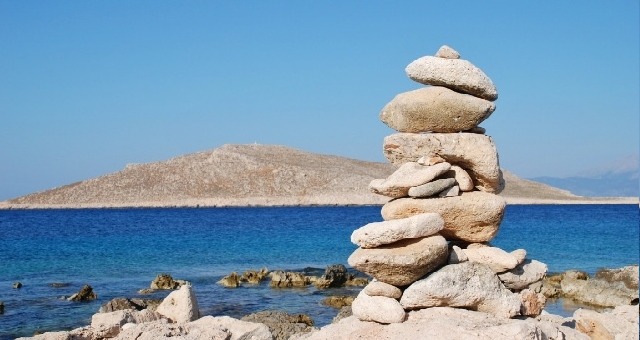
405, 45, 498, 101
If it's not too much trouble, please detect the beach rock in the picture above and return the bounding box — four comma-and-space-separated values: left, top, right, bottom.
438, 185, 459, 197
363, 280, 402, 299
519, 289, 546, 317
314, 264, 348, 288
594, 265, 638, 290
381, 191, 505, 243
574, 305, 639, 340
351, 212, 444, 248
68, 284, 97, 301
242, 310, 314, 340
150, 273, 186, 290
384, 132, 503, 193
400, 262, 521, 318
463, 246, 520, 273
447, 245, 468, 264
442, 165, 474, 191
218, 272, 241, 288
369, 162, 451, 198
91, 309, 163, 338
99, 297, 162, 313
379, 87, 496, 133
405, 55, 498, 101
560, 273, 639, 307
190, 315, 272, 340
269, 271, 310, 288
155, 284, 199, 323
511, 249, 527, 265
498, 259, 548, 290
321, 295, 355, 308
240, 267, 270, 284
352, 290, 405, 324
13, 281, 22, 289
112, 319, 231, 340
348, 235, 448, 286
408, 178, 456, 198
435, 45, 460, 59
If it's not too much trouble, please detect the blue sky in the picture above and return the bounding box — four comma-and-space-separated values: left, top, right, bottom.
1, 1, 638, 200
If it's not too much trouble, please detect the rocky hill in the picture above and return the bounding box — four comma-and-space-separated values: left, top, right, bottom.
1, 144, 631, 209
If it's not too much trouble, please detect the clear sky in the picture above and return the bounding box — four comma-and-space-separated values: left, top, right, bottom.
1, 1, 638, 200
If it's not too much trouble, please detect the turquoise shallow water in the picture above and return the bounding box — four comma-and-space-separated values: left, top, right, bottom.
0, 205, 638, 339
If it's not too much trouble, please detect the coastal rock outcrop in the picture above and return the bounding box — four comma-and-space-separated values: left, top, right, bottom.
68, 284, 97, 302
155, 284, 200, 323
150, 273, 187, 290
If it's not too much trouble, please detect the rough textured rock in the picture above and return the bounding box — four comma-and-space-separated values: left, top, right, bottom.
408, 178, 456, 198
269, 271, 310, 288
68, 284, 97, 301
405, 55, 498, 101
240, 267, 269, 284
443, 165, 474, 191
150, 273, 186, 290
498, 259, 548, 290
384, 132, 503, 193
560, 274, 639, 307
519, 289, 546, 317
113, 319, 231, 340
381, 191, 506, 243
438, 184, 460, 197
348, 235, 448, 286
594, 265, 638, 290
364, 280, 402, 299
463, 246, 520, 273
511, 249, 527, 265
380, 87, 496, 133
155, 284, 199, 323
314, 264, 349, 288
447, 245, 468, 264
321, 295, 355, 308
435, 45, 460, 59
351, 212, 444, 248
331, 306, 352, 324
369, 162, 451, 198
574, 305, 639, 340
400, 262, 521, 318
351, 290, 405, 324
190, 315, 272, 340
91, 309, 163, 337
217, 272, 241, 288
99, 297, 162, 313
242, 310, 314, 340
417, 155, 446, 166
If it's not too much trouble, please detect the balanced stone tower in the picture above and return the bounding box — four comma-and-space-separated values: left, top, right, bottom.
348, 45, 548, 324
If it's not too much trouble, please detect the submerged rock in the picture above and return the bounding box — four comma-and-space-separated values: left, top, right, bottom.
13, 282, 23, 289
240, 267, 270, 284
150, 273, 187, 290
321, 295, 355, 309
218, 272, 241, 288
269, 271, 310, 288
68, 284, 97, 302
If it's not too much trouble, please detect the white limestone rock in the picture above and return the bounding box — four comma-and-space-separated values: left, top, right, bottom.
190, 316, 272, 340
574, 305, 639, 340
498, 259, 548, 290
400, 262, 521, 318
462, 246, 521, 273
348, 235, 448, 286
405, 55, 498, 101
442, 165, 474, 192
379, 86, 495, 133
437, 185, 459, 197
435, 45, 460, 59
351, 212, 444, 248
156, 284, 200, 323
369, 162, 451, 198
351, 290, 405, 324
384, 132, 503, 193
447, 245, 468, 264
408, 178, 456, 198
363, 280, 402, 299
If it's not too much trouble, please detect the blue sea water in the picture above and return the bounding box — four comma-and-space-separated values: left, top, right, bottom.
0, 205, 638, 339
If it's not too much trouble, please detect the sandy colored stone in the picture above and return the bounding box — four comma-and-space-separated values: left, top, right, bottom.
448, 245, 468, 264
438, 185, 459, 197
405, 55, 498, 101
463, 246, 520, 273
348, 235, 448, 286
408, 178, 455, 198
519, 289, 546, 317
363, 280, 402, 299
352, 290, 406, 324
351, 212, 443, 248
156, 284, 199, 323
400, 262, 521, 318
384, 133, 503, 193
574, 306, 639, 340
381, 191, 506, 243
511, 249, 527, 265
190, 315, 272, 340
380, 87, 496, 133
435, 45, 460, 59
369, 162, 451, 198
443, 165, 474, 192
498, 259, 548, 290
417, 155, 446, 166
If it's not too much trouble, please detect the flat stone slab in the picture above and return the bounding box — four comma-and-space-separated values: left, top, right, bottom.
383, 133, 503, 193
369, 162, 451, 198
348, 235, 448, 287
380, 86, 495, 133
351, 213, 444, 248
462, 246, 521, 273
408, 178, 456, 198
381, 191, 506, 243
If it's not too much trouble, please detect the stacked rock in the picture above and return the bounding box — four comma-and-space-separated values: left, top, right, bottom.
347, 45, 548, 324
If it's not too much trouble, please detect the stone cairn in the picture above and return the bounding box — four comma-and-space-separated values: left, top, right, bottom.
347, 45, 549, 324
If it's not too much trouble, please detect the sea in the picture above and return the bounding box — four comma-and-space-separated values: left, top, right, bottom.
0, 204, 638, 339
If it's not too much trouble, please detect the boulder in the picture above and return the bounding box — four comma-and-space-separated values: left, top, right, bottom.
400, 262, 521, 318
560, 274, 639, 307
519, 289, 546, 317
68, 284, 97, 302
150, 273, 186, 290
351, 290, 405, 324
381, 191, 505, 243
405, 55, 498, 101
190, 315, 272, 340
435, 45, 460, 59
348, 235, 448, 286
351, 212, 444, 248
462, 246, 520, 273
369, 162, 451, 198
498, 259, 548, 290
594, 265, 638, 290
218, 272, 241, 288
240, 267, 270, 284
408, 178, 456, 198
91, 309, 163, 338
314, 264, 349, 288
99, 298, 162, 313
442, 165, 474, 191
155, 284, 199, 323
384, 132, 503, 193
112, 319, 232, 340
379, 86, 495, 133
574, 305, 639, 340
321, 296, 355, 308
242, 310, 314, 340
363, 280, 402, 299
269, 271, 310, 288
